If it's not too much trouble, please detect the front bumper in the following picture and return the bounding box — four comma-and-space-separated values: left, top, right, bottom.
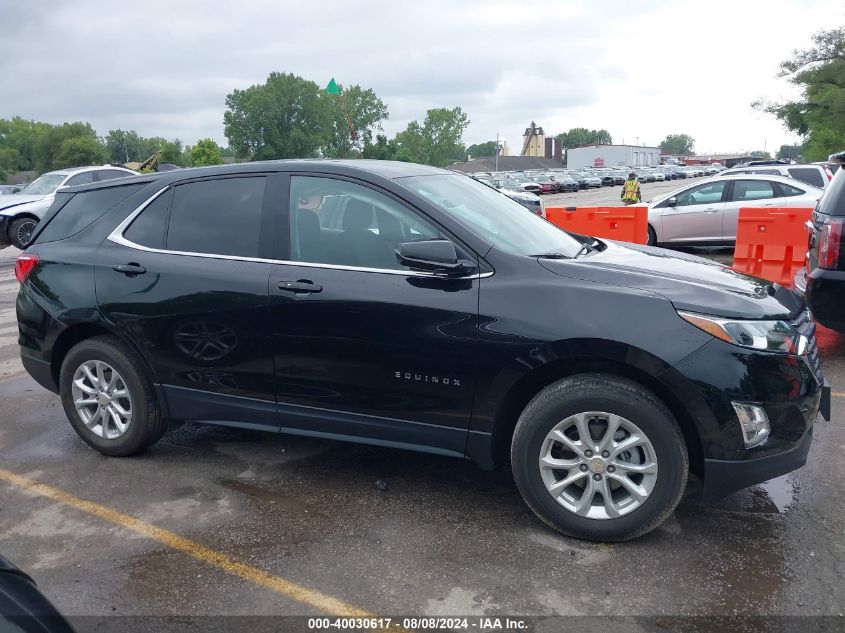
701, 425, 813, 500
667, 335, 830, 499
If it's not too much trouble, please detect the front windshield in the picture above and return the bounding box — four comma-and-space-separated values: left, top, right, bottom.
21, 174, 66, 195
400, 174, 582, 258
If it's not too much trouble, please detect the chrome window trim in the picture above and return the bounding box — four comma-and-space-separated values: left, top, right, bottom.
107, 185, 493, 280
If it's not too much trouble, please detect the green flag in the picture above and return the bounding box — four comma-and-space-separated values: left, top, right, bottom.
325, 78, 340, 95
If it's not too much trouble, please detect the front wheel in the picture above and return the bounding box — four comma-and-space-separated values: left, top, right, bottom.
647, 225, 657, 246
511, 374, 688, 541
9, 217, 38, 249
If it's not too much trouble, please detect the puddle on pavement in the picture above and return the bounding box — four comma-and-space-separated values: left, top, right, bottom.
757, 475, 796, 513
218, 478, 330, 519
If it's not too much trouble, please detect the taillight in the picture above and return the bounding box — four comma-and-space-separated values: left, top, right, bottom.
819, 218, 843, 270
14, 254, 39, 284
824, 166, 834, 181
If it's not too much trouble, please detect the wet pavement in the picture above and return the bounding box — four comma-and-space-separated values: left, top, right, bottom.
0, 246, 843, 628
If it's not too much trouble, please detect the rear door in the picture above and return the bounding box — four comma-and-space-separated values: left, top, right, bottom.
97, 174, 279, 429
266, 174, 481, 456
658, 180, 727, 242
722, 179, 783, 240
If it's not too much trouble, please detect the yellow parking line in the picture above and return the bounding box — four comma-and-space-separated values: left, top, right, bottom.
0, 468, 371, 617
833, 392, 845, 398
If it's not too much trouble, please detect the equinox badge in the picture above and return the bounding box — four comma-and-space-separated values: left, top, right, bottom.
395, 371, 461, 387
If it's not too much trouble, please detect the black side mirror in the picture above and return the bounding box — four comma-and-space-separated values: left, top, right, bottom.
395, 240, 477, 276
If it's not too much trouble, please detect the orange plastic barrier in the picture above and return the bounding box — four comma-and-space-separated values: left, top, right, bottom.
732, 207, 814, 288
545, 206, 648, 244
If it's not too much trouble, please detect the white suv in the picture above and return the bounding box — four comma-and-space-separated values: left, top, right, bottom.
0, 165, 135, 248
718, 163, 833, 190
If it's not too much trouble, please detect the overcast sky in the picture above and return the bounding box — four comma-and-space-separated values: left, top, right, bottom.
2, 0, 842, 156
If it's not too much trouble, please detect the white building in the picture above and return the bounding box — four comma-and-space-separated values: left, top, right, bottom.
566, 144, 660, 169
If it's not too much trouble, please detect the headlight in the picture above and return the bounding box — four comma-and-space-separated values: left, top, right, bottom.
678, 311, 806, 354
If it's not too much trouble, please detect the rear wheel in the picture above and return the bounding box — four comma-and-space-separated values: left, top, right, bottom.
511, 374, 688, 541
9, 217, 38, 249
59, 336, 167, 456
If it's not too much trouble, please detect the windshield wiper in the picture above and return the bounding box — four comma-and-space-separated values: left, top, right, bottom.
530, 252, 570, 259
574, 239, 600, 258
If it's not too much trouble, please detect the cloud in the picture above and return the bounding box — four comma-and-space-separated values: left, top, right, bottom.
0, 0, 837, 153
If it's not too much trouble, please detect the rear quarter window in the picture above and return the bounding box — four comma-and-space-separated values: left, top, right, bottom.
787, 167, 825, 189
36, 184, 146, 243
816, 169, 845, 217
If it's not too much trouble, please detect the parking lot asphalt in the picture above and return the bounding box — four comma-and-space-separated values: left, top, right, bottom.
0, 242, 844, 627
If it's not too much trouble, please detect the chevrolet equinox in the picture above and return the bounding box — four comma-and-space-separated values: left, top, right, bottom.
15, 160, 831, 541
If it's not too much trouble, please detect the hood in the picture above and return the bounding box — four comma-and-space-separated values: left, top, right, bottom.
539, 240, 802, 320
0, 194, 47, 213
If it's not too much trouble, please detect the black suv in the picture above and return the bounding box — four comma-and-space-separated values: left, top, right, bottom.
15, 160, 831, 541
802, 167, 845, 331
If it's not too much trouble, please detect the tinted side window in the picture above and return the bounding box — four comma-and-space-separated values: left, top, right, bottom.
37, 184, 145, 243
64, 172, 94, 187
166, 177, 266, 257
96, 169, 133, 182
731, 180, 776, 201
289, 176, 442, 270
816, 169, 845, 217
787, 167, 824, 188
124, 189, 172, 249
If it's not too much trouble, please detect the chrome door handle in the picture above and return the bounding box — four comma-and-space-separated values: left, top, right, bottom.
704, 208, 719, 213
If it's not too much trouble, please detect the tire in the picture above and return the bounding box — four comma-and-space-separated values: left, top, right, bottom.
59, 335, 167, 456
647, 225, 657, 246
511, 374, 688, 542
9, 217, 38, 249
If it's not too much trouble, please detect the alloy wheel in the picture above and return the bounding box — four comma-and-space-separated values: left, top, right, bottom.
539, 411, 658, 519
71, 360, 133, 439
16, 220, 37, 247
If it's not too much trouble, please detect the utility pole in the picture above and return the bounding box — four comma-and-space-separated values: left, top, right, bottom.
495, 132, 500, 172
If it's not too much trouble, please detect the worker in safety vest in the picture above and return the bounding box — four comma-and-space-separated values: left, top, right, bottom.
621, 172, 641, 205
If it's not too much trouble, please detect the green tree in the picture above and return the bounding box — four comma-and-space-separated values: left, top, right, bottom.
0, 148, 22, 182
189, 138, 223, 166
105, 129, 144, 163
755, 28, 845, 161
394, 107, 470, 167
556, 128, 612, 148
224, 72, 330, 159
362, 134, 398, 160
323, 83, 388, 158
749, 150, 772, 159
659, 134, 696, 155
0, 117, 50, 171
52, 136, 108, 169
159, 140, 185, 165
35, 122, 101, 170
776, 144, 802, 160
466, 141, 498, 157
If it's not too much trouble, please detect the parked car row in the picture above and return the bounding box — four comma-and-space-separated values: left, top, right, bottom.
469, 164, 720, 196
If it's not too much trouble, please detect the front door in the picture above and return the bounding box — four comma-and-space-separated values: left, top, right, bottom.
268, 175, 481, 456
97, 174, 279, 429
659, 180, 728, 243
